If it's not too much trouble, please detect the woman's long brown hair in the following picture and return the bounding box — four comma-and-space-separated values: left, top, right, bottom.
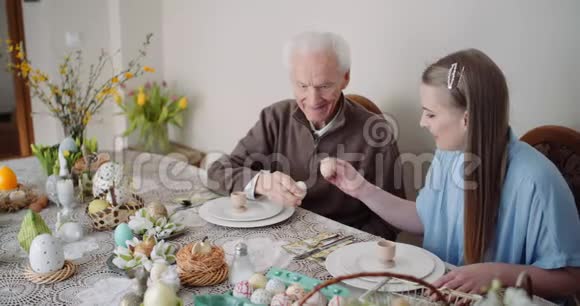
422, 49, 509, 264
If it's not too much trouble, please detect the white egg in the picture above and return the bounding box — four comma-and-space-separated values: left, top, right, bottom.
9, 190, 26, 203
320, 158, 337, 179
29, 234, 65, 273
295, 181, 307, 199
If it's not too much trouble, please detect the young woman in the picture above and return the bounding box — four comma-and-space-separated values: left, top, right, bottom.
323, 49, 580, 298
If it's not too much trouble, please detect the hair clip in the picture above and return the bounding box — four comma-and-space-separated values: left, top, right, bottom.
447, 63, 458, 89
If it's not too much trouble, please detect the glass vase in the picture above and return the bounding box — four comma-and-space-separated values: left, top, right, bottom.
137, 122, 171, 155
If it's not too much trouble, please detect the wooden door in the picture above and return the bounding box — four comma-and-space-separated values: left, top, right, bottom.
0, 0, 34, 160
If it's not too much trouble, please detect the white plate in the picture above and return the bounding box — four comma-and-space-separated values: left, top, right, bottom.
339, 242, 435, 282
199, 204, 295, 228
326, 242, 445, 292
204, 197, 284, 221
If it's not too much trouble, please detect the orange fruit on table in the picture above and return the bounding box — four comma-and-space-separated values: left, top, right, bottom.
0, 166, 18, 191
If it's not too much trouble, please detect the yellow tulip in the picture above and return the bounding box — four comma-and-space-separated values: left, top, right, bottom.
143, 66, 155, 73
178, 97, 187, 109
137, 92, 146, 106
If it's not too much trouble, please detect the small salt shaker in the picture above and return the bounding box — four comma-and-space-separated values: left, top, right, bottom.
228, 242, 255, 285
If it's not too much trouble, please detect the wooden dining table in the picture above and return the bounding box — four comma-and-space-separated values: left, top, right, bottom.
0, 151, 379, 305
1, 151, 561, 306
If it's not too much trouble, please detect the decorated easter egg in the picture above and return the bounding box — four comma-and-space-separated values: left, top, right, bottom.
105, 184, 131, 206
271, 293, 293, 306
114, 223, 134, 247
146, 202, 168, 220
233, 280, 253, 299
328, 295, 347, 306
285, 283, 306, 300
266, 278, 286, 294
302, 291, 327, 306
29, 234, 65, 273
92, 162, 130, 200
250, 288, 274, 305
248, 272, 268, 289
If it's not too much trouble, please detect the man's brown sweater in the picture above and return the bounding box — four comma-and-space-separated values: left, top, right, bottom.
207, 95, 404, 239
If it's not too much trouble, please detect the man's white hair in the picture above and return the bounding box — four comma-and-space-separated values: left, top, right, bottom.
283, 31, 351, 73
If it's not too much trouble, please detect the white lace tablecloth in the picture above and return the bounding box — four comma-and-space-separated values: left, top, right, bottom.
0, 152, 376, 305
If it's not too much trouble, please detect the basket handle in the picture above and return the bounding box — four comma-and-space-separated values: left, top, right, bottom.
296, 271, 449, 306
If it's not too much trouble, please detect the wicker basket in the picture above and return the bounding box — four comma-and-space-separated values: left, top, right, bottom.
176, 244, 228, 287
86, 193, 144, 231
296, 271, 555, 306
0, 184, 46, 213
24, 260, 77, 284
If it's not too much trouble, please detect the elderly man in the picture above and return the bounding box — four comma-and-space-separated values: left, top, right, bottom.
207, 32, 403, 239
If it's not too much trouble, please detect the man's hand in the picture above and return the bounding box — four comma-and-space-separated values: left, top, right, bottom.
255, 171, 305, 207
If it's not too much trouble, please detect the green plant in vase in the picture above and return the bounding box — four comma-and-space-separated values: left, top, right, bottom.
30, 144, 59, 177
119, 81, 188, 154
30, 137, 98, 177
31, 137, 99, 204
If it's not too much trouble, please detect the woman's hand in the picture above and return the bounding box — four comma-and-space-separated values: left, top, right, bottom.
321, 157, 369, 199
433, 263, 499, 294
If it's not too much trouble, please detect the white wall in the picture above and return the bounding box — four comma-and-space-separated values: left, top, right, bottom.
20, 1, 580, 193
23, 0, 113, 147
22, 0, 163, 150
162, 0, 580, 195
